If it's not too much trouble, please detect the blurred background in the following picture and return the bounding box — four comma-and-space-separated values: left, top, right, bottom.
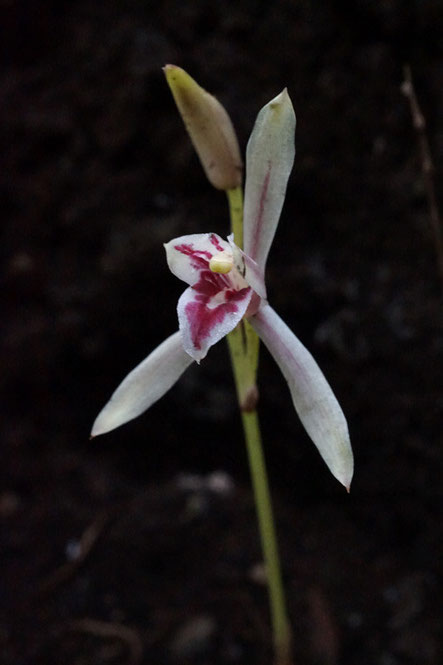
1, 1, 442, 663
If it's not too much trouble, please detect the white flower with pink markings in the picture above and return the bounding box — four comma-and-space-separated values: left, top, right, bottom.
164, 232, 262, 362
92, 90, 354, 490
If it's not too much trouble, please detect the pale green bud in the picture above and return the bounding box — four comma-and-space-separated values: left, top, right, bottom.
163, 65, 242, 190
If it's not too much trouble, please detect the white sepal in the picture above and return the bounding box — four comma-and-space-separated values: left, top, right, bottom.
243, 89, 296, 273
251, 304, 354, 490
91, 332, 194, 436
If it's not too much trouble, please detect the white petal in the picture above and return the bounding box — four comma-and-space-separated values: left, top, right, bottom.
227, 234, 267, 299
164, 233, 230, 286
178, 283, 252, 362
243, 89, 296, 272
91, 332, 194, 436
250, 304, 353, 490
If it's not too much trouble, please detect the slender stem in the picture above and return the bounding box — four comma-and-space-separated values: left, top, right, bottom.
226, 186, 292, 665
242, 409, 292, 665
402, 65, 443, 294
227, 186, 244, 249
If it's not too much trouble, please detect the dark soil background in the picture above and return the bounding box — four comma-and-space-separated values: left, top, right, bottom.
1, 1, 442, 664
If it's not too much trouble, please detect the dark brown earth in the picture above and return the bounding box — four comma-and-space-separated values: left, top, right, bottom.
1, 1, 442, 664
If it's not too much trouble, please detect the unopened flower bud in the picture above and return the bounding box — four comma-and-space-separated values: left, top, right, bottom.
163, 65, 242, 190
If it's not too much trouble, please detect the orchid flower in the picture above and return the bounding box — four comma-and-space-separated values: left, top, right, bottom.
92, 90, 353, 491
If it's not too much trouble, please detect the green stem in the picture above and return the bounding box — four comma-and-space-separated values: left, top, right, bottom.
227, 186, 244, 249
242, 409, 292, 665
226, 186, 292, 665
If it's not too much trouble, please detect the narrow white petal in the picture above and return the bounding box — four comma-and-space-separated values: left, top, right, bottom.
250, 304, 353, 490
227, 234, 267, 299
91, 332, 194, 436
243, 89, 296, 272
